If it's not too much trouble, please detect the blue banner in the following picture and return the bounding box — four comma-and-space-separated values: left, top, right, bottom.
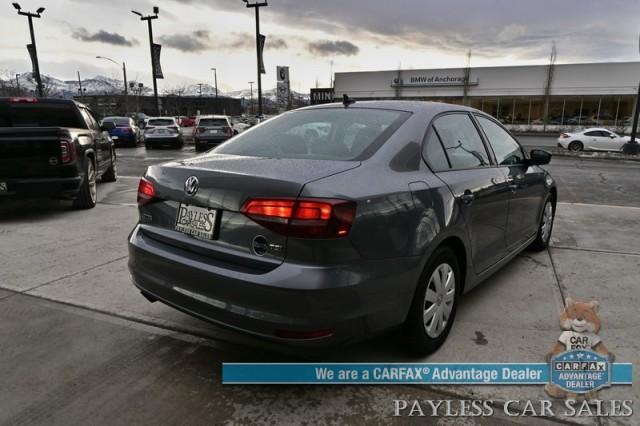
222, 363, 633, 385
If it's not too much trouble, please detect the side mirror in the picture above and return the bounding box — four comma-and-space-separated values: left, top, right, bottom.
529, 149, 552, 165
101, 121, 116, 131
610, 134, 616, 138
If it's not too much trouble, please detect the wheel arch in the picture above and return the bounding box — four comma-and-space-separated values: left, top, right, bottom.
437, 236, 468, 295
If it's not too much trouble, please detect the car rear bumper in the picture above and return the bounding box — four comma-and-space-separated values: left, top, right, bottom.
127, 224, 420, 346
0, 176, 82, 199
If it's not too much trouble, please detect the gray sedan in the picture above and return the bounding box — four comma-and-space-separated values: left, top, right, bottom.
128, 101, 556, 355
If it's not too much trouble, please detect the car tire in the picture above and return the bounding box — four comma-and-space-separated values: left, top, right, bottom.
528, 196, 555, 252
73, 157, 97, 209
403, 246, 460, 356
102, 151, 117, 183
568, 141, 583, 152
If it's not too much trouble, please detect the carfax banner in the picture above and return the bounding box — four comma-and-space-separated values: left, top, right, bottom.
222, 362, 633, 385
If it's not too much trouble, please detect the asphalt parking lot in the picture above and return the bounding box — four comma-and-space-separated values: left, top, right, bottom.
1, 139, 638, 425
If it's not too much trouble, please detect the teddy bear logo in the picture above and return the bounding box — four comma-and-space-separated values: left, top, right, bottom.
544, 297, 614, 400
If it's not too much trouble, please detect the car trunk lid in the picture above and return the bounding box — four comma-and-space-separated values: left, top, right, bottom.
139, 154, 360, 268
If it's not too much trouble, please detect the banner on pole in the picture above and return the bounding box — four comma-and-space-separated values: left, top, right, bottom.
26, 44, 37, 76
152, 43, 164, 79
258, 35, 266, 74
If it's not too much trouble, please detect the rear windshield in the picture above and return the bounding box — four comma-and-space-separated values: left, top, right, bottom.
214, 108, 409, 161
0, 103, 85, 128
199, 118, 228, 127
104, 117, 130, 127
148, 119, 174, 127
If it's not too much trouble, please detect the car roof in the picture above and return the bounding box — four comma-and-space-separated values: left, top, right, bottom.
147, 117, 176, 120
581, 127, 612, 132
298, 100, 479, 115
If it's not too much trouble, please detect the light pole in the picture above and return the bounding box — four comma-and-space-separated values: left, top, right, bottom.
15, 74, 20, 93
132, 7, 160, 116
96, 55, 129, 112
243, 0, 267, 117
248, 81, 254, 115
623, 35, 640, 155
211, 68, 218, 100
12, 3, 44, 97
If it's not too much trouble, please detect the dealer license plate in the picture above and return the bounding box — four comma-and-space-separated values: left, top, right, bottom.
175, 204, 217, 240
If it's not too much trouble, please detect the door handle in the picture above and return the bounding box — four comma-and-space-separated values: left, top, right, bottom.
459, 190, 475, 205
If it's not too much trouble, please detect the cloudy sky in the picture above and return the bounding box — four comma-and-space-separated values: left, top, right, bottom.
1, 0, 639, 93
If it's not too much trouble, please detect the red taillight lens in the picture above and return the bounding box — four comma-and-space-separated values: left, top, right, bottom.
9, 96, 38, 103
60, 138, 76, 164
195, 127, 204, 135
226, 126, 233, 136
241, 198, 356, 238
560, 133, 570, 139
137, 177, 156, 205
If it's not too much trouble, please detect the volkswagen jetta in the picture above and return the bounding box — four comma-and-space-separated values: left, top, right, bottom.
128, 101, 556, 355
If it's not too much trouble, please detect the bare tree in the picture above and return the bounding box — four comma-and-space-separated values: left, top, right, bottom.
543, 42, 557, 131
462, 50, 472, 106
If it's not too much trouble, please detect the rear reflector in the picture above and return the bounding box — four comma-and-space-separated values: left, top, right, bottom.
137, 177, 156, 205
241, 198, 356, 238
275, 328, 335, 339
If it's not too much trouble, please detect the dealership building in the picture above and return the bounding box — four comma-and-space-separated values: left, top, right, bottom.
333, 62, 640, 131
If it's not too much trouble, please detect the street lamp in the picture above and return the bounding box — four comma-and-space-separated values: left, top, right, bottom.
13, 2, 45, 97
243, 0, 268, 117
131, 6, 160, 116
96, 56, 129, 112
248, 81, 254, 115
211, 68, 218, 100
622, 35, 640, 155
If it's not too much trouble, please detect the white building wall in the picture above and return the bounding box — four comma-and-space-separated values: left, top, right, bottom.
334, 62, 640, 99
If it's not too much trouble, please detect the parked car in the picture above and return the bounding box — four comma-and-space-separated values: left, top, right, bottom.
179, 116, 196, 127
557, 128, 629, 152
193, 115, 234, 152
0, 97, 117, 209
566, 115, 592, 125
101, 116, 140, 147
128, 101, 556, 355
143, 117, 183, 149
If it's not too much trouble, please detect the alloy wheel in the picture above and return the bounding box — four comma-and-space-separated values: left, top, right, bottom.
88, 161, 97, 203
540, 201, 553, 243
423, 263, 455, 338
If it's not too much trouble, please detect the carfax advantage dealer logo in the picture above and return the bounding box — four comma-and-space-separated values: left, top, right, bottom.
550, 349, 610, 393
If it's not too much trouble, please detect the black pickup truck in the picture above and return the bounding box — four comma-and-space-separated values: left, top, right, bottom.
0, 97, 117, 209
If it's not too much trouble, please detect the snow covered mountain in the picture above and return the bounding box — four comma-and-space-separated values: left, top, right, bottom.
1, 72, 309, 101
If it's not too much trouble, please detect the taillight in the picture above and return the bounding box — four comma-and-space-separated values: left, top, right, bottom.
60, 136, 76, 164
137, 177, 156, 205
560, 133, 570, 139
241, 198, 356, 238
9, 96, 38, 103
195, 127, 204, 135
226, 126, 233, 136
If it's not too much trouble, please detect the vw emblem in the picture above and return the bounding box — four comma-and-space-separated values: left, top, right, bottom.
184, 176, 199, 196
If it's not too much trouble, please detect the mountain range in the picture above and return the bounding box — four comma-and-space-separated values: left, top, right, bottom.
0, 72, 309, 102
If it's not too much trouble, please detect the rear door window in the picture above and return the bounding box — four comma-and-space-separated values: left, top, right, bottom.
422, 129, 451, 171
431, 113, 490, 169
